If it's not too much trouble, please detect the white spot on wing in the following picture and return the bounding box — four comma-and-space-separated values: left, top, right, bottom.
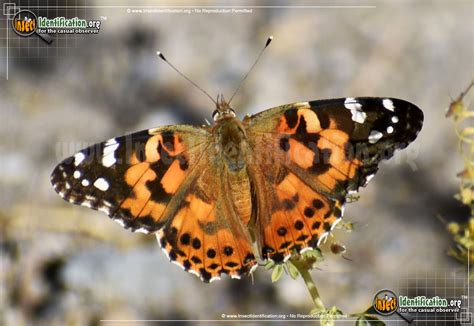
74, 152, 85, 166
387, 126, 394, 134
344, 98, 367, 124
73, 170, 81, 179
102, 142, 119, 168
135, 227, 149, 234
103, 200, 113, 207
82, 201, 93, 208
81, 179, 90, 187
368, 130, 383, 144
98, 206, 111, 215
172, 260, 186, 270
209, 276, 221, 283
105, 138, 118, 146
114, 219, 126, 227
93, 177, 109, 191
102, 154, 117, 168
391, 116, 399, 123
383, 99, 395, 111
189, 269, 200, 277
352, 110, 367, 124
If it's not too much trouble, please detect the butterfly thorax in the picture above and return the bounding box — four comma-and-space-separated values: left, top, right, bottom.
214, 117, 248, 172
211, 96, 249, 172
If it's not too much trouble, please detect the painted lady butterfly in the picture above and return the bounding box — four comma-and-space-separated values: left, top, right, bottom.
51, 42, 423, 282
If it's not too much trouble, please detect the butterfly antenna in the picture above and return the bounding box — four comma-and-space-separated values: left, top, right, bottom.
228, 36, 273, 105
156, 51, 217, 106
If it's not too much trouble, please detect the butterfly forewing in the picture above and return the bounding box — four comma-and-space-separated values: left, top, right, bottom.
51, 125, 210, 233
244, 97, 423, 262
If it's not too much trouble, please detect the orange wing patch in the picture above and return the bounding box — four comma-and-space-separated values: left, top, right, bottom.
261, 171, 343, 262
157, 193, 256, 282
314, 129, 361, 190
115, 131, 194, 231
277, 105, 323, 134
275, 106, 362, 193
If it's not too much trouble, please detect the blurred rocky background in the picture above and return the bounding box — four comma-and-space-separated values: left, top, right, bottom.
1, 0, 473, 325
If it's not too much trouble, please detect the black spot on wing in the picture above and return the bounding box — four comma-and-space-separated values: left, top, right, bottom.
146, 142, 175, 203
313, 199, 324, 209
294, 220, 304, 230
192, 238, 202, 249
200, 268, 212, 282
277, 227, 287, 236
207, 249, 216, 259
304, 206, 315, 217
281, 199, 295, 210
271, 252, 285, 263
309, 148, 332, 174
296, 115, 307, 134
316, 111, 331, 129
223, 246, 234, 256
284, 109, 299, 129
225, 262, 239, 268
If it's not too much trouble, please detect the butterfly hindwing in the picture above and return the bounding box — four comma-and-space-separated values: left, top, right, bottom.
156, 155, 257, 282
51, 125, 210, 233
245, 97, 423, 261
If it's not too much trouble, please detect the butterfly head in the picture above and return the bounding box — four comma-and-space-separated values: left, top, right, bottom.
212, 94, 236, 122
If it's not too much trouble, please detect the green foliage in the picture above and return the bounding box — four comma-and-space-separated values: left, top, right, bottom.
286, 261, 300, 280
271, 264, 284, 283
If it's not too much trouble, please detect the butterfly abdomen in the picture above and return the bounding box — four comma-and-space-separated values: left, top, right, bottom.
226, 168, 252, 227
